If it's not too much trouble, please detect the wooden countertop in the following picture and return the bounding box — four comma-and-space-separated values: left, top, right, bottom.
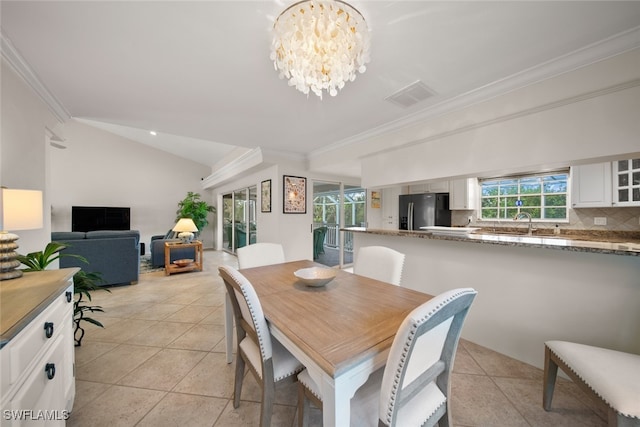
1, 268, 79, 348
344, 227, 640, 257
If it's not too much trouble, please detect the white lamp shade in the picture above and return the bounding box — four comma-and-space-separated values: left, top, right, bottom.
0, 189, 44, 231
172, 218, 198, 233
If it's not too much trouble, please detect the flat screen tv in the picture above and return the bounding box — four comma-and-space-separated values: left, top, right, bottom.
72, 206, 131, 232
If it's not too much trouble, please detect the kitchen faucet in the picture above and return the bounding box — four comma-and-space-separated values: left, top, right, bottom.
513, 212, 536, 236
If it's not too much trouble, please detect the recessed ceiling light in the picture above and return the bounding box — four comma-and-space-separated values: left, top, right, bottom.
149, 130, 157, 136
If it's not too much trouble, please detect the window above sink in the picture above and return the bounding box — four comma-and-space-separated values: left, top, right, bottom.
479, 171, 569, 222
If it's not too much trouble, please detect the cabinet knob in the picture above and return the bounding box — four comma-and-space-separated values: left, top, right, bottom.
45, 363, 56, 380
66, 291, 73, 303
44, 322, 54, 338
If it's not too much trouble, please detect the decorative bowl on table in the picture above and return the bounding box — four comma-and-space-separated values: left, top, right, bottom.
173, 258, 194, 267
294, 267, 337, 287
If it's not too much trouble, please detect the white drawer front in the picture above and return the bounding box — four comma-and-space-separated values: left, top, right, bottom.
9, 290, 71, 387
7, 334, 69, 426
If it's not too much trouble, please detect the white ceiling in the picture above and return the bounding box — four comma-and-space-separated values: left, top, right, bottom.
2, 1, 640, 172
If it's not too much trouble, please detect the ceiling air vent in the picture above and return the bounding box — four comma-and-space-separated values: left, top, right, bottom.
385, 80, 435, 108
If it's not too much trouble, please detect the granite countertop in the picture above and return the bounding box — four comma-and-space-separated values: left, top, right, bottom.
0, 268, 79, 348
344, 227, 640, 257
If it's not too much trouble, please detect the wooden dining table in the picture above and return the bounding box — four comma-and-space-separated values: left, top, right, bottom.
225, 259, 433, 427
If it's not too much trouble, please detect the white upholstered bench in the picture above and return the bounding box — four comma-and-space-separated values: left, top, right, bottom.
543, 340, 640, 426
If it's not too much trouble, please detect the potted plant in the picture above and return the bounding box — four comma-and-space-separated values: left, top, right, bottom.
17, 242, 109, 346
176, 191, 216, 234
71, 269, 107, 346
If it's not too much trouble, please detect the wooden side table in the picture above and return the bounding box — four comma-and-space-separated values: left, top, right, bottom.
164, 240, 203, 276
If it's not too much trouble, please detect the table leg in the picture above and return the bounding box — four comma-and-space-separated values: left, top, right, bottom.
313, 366, 373, 427
320, 374, 356, 427
224, 293, 234, 363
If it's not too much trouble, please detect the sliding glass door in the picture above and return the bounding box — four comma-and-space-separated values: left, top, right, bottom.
222, 185, 257, 254
342, 184, 366, 265
313, 181, 366, 267
222, 193, 233, 251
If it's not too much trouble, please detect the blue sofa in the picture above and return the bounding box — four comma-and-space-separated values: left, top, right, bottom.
51, 230, 140, 286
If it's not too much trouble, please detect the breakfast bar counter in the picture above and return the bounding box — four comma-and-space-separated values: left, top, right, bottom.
345, 227, 640, 370
345, 227, 640, 257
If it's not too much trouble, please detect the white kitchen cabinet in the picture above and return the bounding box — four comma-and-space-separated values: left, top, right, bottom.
428, 180, 450, 193
612, 158, 640, 207
381, 186, 401, 229
1, 271, 76, 426
450, 178, 478, 210
408, 180, 450, 194
407, 183, 428, 194
571, 163, 612, 208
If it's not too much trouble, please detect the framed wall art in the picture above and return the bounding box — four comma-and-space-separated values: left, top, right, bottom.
261, 179, 272, 213
370, 190, 381, 209
283, 175, 306, 214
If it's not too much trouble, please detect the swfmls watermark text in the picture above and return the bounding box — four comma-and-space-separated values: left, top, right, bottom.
3, 410, 69, 421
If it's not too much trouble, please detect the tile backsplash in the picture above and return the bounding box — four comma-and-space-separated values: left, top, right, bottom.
453, 207, 640, 231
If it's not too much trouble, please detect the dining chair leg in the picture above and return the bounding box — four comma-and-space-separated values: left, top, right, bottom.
260, 384, 275, 427
297, 383, 310, 427
543, 345, 558, 411
431, 405, 449, 427
233, 355, 245, 408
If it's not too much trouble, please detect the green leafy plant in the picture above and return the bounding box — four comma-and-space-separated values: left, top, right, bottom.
176, 191, 216, 232
72, 270, 107, 346
17, 242, 84, 271
17, 241, 110, 346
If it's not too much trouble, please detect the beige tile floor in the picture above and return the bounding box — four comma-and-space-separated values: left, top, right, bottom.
69, 250, 607, 427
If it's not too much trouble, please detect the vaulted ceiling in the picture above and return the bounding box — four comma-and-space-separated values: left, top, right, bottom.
2, 1, 640, 174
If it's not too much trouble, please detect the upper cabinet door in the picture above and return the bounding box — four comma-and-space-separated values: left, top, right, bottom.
408, 181, 450, 194
613, 159, 640, 207
450, 178, 478, 210
381, 187, 401, 229
571, 163, 612, 208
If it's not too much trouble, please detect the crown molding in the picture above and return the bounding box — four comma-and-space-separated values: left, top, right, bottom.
310, 25, 640, 160
1, 31, 70, 123
201, 147, 266, 189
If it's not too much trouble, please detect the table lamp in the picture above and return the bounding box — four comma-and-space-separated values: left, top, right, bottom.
173, 218, 198, 243
0, 188, 44, 280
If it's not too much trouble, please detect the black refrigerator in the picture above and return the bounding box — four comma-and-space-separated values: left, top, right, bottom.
399, 193, 451, 230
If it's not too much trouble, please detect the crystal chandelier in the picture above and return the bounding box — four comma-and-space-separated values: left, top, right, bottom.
270, 0, 371, 99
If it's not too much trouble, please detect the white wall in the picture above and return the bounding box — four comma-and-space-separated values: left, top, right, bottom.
311, 49, 640, 176
362, 84, 640, 188
1, 60, 58, 255
353, 232, 640, 369
212, 164, 315, 261
210, 160, 362, 262
49, 119, 214, 249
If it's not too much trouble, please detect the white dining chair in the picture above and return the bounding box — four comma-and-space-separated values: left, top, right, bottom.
225, 242, 286, 363
219, 265, 303, 427
543, 341, 640, 426
353, 246, 405, 286
237, 242, 285, 269
297, 287, 478, 427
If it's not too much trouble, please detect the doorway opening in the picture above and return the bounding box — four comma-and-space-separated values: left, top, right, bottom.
312, 181, 366, 267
